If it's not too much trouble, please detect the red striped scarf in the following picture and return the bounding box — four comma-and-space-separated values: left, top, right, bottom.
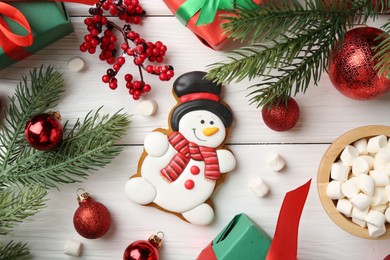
160, 131, 220, 182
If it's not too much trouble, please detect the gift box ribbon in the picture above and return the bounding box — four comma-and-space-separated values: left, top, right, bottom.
0, 0, 98, 61
176, 0, 259, 26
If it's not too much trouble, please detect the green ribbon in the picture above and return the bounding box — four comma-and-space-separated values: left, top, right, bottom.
176, 0, 258, 26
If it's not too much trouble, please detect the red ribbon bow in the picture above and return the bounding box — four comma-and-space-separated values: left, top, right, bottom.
0, 0, 98, 60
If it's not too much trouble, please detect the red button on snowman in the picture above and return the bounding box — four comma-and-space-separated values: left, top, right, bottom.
125, 71, 236, 225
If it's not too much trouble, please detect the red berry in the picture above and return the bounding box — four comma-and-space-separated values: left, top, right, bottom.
88, 47, 96, 54
124, 74, 133, 82
121, 43, 129, 50
113, 63, 121, 71
145, 65, 154, 73
143, 84, 151, 92
117, 57, 126, 65
102, 75, 110, 83
107, 57, 116, 65
109, 81, 118, 90
133, 16, 141, 24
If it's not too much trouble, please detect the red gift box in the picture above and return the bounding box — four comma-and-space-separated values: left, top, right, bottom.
163, 0, 262, 50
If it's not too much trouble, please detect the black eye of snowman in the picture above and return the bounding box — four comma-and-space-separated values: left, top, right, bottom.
200, 120, 205, 124
210, 121, 214, 125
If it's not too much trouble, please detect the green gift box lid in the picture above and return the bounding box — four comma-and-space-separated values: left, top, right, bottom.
0, 2, 74, 69
212, 213, 272, 260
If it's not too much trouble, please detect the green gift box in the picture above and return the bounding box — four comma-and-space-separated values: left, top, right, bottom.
0, 2, 73, 70
197, 213, 272, 260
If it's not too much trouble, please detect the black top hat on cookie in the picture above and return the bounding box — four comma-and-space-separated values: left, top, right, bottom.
170, 71, 233, 131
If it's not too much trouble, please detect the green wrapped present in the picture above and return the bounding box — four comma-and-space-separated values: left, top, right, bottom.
0, 2, 73, 69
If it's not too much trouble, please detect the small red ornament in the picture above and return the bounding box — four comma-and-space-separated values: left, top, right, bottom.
384, 254, 390, 260
328, 27, 390, 100
73, 189, 111, 239
24, 112, 63, 150
262, 97, 300, 132
123, 232, 163, 260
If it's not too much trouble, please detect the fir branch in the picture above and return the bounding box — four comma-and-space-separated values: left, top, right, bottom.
0, 241, 30, 260
374, 19, 390, 78
0, 67, 64, 169
0, 185, 47, 235
1, 110, 130, 188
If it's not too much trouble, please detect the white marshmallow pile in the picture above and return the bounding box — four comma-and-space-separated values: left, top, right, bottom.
327, 135, 390, 238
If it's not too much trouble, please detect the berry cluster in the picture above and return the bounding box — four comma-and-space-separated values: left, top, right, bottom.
80, 0, 174, 100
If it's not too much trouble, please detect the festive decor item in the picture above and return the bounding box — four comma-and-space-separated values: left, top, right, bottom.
206, 0, 390, 108
0, 67, 130, 257
197, 179, 311, 260
0, 2, 73, 70
24, 112, 63, 150
163, 0, 261, 50
73, 189, 112, 239
261, 97, 300, 132
125, 71, 236, 225
123, 232, 164, 260
329, 27, 390, 100
81, 0, 175, 100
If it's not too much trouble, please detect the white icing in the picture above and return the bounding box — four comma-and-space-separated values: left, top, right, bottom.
182, 203, 214, 225
217, 149, 236, 173
125, 177, 157, 205
144, 131, 169, 157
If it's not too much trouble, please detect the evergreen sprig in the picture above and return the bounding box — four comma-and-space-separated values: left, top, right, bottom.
0, 67, 131, 257
206, 0, 390, 107
0, 241, 30, 260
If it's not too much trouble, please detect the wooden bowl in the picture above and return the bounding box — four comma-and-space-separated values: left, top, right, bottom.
317, 125, 390, 239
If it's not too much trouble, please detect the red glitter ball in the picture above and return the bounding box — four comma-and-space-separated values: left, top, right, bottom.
262, 97, 300, 132
328, 27, 390, 100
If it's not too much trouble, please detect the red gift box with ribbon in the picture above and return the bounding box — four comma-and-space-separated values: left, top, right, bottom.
163, 0, 262, 50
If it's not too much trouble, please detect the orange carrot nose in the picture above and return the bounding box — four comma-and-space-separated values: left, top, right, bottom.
202, 127, 219, 136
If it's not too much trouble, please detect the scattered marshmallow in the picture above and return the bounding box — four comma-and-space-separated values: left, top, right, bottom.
267, 153, 286, 172
358, 174, 375, 196
337, 199, 353, 217
137, 100, 158, 116
326, 180, 344, 200
367, 223, 386, 238
353, 138, 368, 155
248, 177, 270, 197
352, 156, 370, 176
68, 57, 85, 72
341, 177, 360, 199
367, 135, 387, 154
350, 193, 371, 211
369, 170, 389, 187
331, 162, 350, 181
340, 145, 359, 166
64, 239, 82, 257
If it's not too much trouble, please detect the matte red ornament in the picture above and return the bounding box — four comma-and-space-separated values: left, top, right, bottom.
123, 232, 163, 260
328, 27, 390, 100
73, 189, 111, 239
24, 112, 63, 150
262, 97, 300, 132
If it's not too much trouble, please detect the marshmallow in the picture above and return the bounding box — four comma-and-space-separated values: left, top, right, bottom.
357, 174, 374, 196
350, 193, 371, 210
369, 170, 389, 187
371, 187, 388, 206
68, 57, 85, 72
353, 138, 368, 155
340, 145, 359, 166
365, 209, 386, 227
385, 207, 390, 223
326, 180, 344, 200
352, 217, 367, 228
64, 239, 82, 256
337, 199, 353, 217
352, 156, 370, 176
248, 177, 270, 197
342, 177, 360, 199
360, 155, 375, 170
385, 185, 390, 201
351, 206, 369, 220
330, 162, 350, 181
137, 100, 158, 116
367, 223, 386, 238
375, 147, 390, 166
371, 204, 388, 214
267, 153, 286, 172
367, 135, 388, 154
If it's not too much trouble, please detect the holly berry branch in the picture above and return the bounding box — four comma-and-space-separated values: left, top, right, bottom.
205, 0, 390, 107
0, 67, 130, 258
80, 0, 174, 100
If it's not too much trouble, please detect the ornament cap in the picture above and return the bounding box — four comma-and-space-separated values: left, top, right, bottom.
77, 188, 92, 204
148, 231, 164, 249
49, 111, 62, 121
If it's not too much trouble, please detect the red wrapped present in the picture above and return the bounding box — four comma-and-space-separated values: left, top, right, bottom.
163, 0, 262, 50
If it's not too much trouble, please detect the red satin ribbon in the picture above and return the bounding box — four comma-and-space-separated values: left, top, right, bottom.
0, 0, 99, 60
266, 179, 312, 260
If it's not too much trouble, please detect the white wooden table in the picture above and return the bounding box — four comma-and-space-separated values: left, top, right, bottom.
1, 2, 390, 259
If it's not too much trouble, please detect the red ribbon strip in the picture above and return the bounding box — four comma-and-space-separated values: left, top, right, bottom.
0, 0, 99, 60
266, 179, 312, 260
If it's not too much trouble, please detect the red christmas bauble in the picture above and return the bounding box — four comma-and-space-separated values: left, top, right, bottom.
262, 97, 300, 132
328, 27, 390, 100
123, 233, 163, 260
384, 254, 390, 260
24, 113, 63, 150
73, 191, 111, 239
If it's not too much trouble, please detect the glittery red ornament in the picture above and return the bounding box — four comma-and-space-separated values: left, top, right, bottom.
73, 189, 111, 239
123, 232, 163, 260
24, 112, 63, 150
328, 27, 390, 100
384, 254, 390, 260
262, 97, 300, 132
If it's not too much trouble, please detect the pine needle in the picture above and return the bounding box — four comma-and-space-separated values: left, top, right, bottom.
0, 241, 30, 260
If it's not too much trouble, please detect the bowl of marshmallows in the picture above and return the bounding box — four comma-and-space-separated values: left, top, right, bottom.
318, 125, 390, 239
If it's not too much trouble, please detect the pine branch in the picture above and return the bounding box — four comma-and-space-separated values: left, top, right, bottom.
374, 19, 390, 78
0, 241, 30, 260
0, 185, 47, 235
1, 110, 130, 188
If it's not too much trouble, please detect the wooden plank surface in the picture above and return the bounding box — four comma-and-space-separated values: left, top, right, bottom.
1, 2, 390, 259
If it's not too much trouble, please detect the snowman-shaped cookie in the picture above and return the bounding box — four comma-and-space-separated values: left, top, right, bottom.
125, 71, 236, 225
